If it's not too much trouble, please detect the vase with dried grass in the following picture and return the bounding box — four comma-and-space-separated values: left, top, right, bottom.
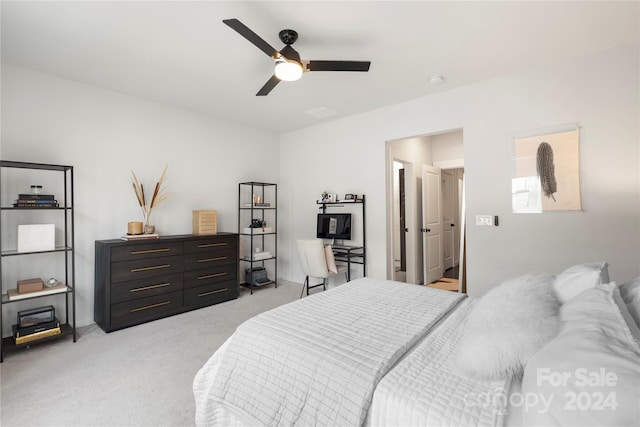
131, 165, 170, 234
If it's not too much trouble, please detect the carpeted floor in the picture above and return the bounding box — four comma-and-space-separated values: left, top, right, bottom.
0, 280, 302, 427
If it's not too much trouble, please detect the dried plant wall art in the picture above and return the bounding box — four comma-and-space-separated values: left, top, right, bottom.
512, 126, 581, 213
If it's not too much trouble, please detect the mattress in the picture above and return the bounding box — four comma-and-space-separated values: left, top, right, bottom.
193, 278, 465, 426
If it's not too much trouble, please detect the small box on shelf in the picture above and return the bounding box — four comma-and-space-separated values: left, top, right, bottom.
17, 278, 44, 294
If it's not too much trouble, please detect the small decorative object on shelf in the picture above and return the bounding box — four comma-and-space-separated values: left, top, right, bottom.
131, 164, 170, 234
319, 192, 338, 203
17, 224, 55, 253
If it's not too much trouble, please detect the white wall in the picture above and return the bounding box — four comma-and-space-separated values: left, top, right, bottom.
1, 64, 279, 334
432, 130, 464, 167
279, 43, 640, 295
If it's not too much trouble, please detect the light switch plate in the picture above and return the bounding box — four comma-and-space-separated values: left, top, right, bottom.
476, 215, 494, 226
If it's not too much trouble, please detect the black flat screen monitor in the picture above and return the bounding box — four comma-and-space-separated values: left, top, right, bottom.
317, 213, 352, 240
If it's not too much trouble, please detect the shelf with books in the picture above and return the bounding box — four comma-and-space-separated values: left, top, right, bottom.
238, 182, 277, 295
0, 160, 77, 362
2, 323, 74, 351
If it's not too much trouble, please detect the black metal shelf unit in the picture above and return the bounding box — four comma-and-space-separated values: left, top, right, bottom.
317, 195, 366, 278
238, 182, 277, 294
0, 161, 76, 362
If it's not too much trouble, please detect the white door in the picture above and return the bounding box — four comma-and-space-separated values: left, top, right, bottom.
441, 171, 454, 270
453, 170, 464, 267
422, 165, 443, 284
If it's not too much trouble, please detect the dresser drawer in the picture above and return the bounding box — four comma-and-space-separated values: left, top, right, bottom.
110, 273, 183, 304
183, 263, 237, 289
184, 236, 237, 254
111, 291, 182, 329
184, 279, 237, 308
111, 242, 183, 262
111, 255, 183, 283
184, 248, 236, 271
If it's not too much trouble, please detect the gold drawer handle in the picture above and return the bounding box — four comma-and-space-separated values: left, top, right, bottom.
198, 256, 226, 263
130, 301, 170, 313
197, 272, 227, 280
130, 283, 170, 292
198, 288, 227, 297
130, 248, 171, 255
131, 264, 170, 273
198, 243, 227, 248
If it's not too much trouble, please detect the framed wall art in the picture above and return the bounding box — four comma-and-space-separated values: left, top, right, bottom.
512, 124, 582, 213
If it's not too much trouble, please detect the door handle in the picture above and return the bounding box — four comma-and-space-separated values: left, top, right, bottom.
451, 223, 455, 227
421, 228, 431, 233
404, 228, 409, 232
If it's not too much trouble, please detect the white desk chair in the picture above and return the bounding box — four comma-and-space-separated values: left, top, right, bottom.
296, 239, 347, 298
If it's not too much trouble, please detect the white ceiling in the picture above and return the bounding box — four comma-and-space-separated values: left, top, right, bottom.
2, 1, 638, 134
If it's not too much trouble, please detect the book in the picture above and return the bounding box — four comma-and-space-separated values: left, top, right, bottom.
248, 251, 272, 261
14, 326, 62, 345
14, 318, 61, 338
121, 233, 160, 241
17, 194, 56, 200
243, 227, 273, 234
7, 283, 69, 300
14, 203, 59, 208
243, 203, 271, 207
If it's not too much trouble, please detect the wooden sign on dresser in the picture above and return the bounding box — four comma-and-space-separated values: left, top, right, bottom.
94, 233, 238, 332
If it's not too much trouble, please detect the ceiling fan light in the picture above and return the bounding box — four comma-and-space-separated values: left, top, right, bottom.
275, 60, 303, 81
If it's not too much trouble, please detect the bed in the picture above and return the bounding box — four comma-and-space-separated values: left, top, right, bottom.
194, 263, 640, 427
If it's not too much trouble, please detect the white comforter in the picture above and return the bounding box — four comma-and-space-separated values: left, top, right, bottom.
194, 278, 465, 426
367, 299, 511, 427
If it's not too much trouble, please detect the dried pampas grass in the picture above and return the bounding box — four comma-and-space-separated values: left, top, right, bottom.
131, 164, 170, 226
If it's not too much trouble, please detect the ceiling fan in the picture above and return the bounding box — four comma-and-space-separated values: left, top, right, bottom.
223, 18, 371, 96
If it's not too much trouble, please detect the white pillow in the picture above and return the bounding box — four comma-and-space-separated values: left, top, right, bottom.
522, 282, 640, 426
619, 277, 640, 328
324, 244, 338, 274
456, 272, 561, 380
553, 261, 609, 303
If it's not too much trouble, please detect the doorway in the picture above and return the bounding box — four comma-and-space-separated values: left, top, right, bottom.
385, 129, 465, 289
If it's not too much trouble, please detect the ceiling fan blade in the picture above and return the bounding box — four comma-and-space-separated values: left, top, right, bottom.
307, 60, 371, 72
223, 18, 278, 58
256, 75, 281, 96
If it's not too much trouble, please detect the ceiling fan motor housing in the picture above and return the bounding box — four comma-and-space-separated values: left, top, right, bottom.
279, 29, 298, 45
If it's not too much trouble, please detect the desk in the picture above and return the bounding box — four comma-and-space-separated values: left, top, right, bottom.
332, 245, 366, 281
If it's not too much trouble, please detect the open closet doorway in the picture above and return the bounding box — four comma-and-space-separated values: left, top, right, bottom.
385, 130, 465, 290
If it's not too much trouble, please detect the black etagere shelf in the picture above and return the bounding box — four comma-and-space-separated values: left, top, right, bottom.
0, 160, 77, 362
238, 182, 277, 294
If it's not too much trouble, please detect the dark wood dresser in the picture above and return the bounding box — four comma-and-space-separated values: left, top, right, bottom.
94, 233, 238, 332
